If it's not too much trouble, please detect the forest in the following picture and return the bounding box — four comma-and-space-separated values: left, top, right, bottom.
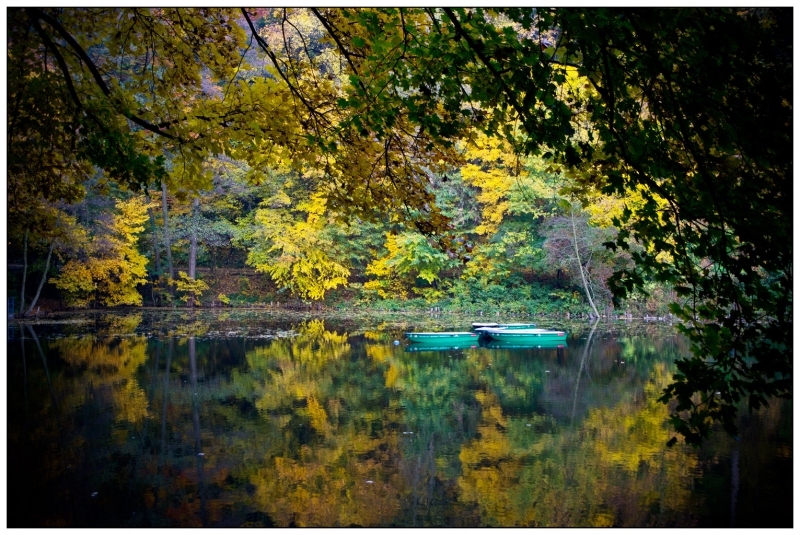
6, 8, 792, 444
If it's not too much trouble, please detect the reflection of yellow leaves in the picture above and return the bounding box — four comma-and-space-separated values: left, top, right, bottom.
247, 322, 351, 414
366, 344, 392, 364
307, 395, 328, 432
250, 444, 403, 527
458, 364, 700, 527
585, 363, 689, 477
459, 391, 510, 467
592, 513, 615, 527
363, 329, 386, 341
171, 321, 208, 337
322, 330, 348, 346
115, 379, 150, 424
102, 313, 142, 334
299, 319, 326, 338
51, 336, 149, 425
384, 365, 399, 388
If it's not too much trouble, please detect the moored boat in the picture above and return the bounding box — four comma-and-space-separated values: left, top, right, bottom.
471, 322, 499, 329
405, 332, 480, 343
481, 328, 567, 342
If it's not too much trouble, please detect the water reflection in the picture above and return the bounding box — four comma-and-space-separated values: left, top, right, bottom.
6, 314, 792, 527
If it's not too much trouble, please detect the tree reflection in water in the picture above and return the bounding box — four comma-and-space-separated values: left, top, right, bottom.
6, 314, 792, 527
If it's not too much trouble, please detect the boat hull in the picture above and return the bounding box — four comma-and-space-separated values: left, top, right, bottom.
482, 328, 567, 342
405, 332, 480, 343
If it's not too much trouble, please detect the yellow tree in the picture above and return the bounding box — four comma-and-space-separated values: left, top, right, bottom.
52, 197, 153, 307
246, 189, 350, 301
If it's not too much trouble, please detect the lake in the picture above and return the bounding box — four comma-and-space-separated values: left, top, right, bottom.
6, 310, 792, 527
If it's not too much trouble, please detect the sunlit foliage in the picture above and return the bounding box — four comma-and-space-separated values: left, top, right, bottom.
52, 197, 152, 307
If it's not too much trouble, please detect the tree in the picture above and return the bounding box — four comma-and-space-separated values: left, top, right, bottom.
8, 9, 90, 213
187, 197, 200, 307
542, 203, 625, 317
23, 211, 61, 316
160, 181, 175, 290
364, 231, 454, 300
454, 136, 561, 285
11, 7, 473, 264
12, 8, 255, 190
52, 197, 152, 307
245, 188, 351, 301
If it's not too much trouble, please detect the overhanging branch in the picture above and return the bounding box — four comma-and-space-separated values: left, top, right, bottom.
28, 7, 181, 141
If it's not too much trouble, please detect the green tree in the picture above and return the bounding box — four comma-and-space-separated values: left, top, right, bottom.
365, 231, 454, 300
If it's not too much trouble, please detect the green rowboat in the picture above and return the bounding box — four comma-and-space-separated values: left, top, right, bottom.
481, 328, 567, 342
405, 332, 481, 343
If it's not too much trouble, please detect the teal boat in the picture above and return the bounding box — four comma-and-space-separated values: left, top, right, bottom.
405, 332, 480, 343
481, 328, 567, 342
484, 339, 568, 350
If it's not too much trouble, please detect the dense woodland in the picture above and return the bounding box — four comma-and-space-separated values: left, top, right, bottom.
7, 8, 791, 443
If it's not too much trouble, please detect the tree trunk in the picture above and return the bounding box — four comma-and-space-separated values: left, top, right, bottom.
19, 227, 29, 316
161, 181, 174, 286
26, 213, 60, 316
571, 207, 601, 318
188, 197, 199, 308
147, 192, 161, 306
146, 192, 161, 274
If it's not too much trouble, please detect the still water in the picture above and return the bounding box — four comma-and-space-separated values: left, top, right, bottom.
7, 311, 792, 527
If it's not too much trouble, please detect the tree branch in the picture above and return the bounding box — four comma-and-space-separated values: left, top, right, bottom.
441, 8, 533, 128
28, 7, 181, 140
240, 7, 329, 136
